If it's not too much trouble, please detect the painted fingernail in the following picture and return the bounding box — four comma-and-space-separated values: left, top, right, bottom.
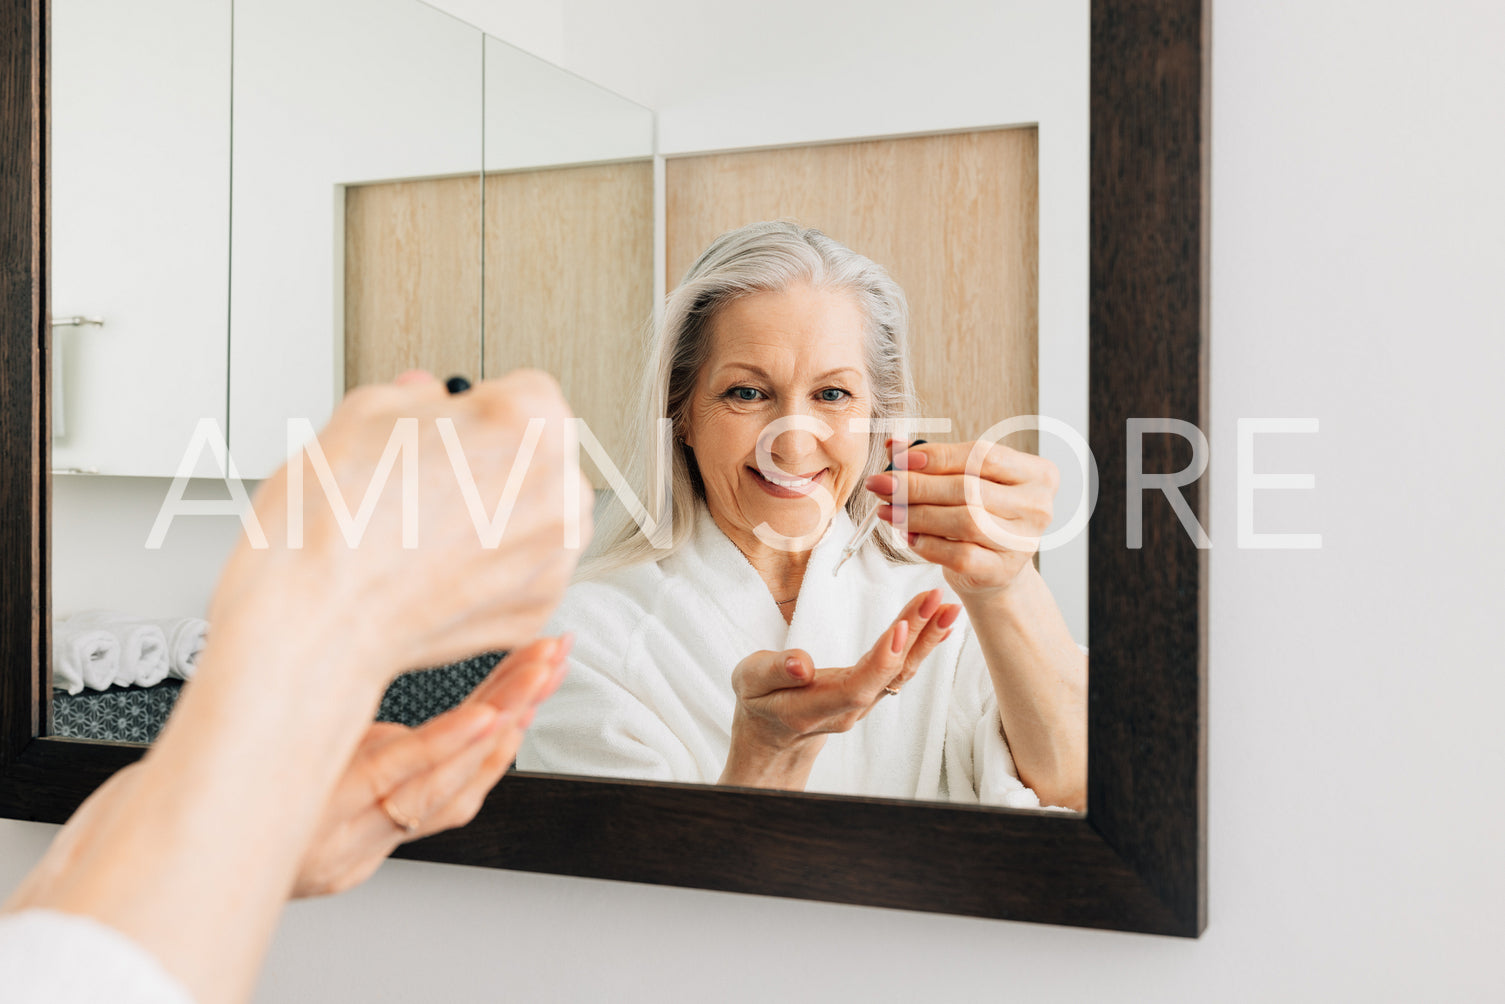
938, 604, 962, 629
784, 655, 806, 680
901, 450, 928, 470
907, 532, 918, 547
919, 589, 942, 619
891, 620, 909, 655
555, 632, 575, 661
866, 473, 894, 494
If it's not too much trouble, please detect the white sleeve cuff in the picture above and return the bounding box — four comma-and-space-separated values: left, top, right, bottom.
0, 909, 195, 1004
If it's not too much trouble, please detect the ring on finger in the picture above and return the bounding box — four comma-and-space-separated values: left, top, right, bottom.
379, 795, 421, 836
882, 686, 901, 698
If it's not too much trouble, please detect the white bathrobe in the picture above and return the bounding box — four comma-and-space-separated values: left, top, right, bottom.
518, 502, 1052, 807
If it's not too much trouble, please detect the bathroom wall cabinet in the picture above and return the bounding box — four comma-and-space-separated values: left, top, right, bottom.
50, 0, 231, 478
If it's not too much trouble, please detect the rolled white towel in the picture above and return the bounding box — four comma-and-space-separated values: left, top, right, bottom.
51, 618, 121, 694
64, 611, 170, 688
148, 617, 208, 680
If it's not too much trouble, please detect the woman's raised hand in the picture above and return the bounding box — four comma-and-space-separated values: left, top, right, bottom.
718, 589, 961, 790
867, 439, 1059, 601
206, 369, 595, 691
291, 637, 570, 898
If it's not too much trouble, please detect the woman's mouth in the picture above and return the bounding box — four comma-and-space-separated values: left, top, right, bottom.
748, 466, 827, 499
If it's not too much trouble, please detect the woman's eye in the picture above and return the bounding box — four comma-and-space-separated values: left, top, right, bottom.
818, 388, 850, 403
729, 387, 762, 402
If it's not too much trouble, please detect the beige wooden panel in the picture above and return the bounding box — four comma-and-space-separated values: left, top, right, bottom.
666, 129, 1038, 453
484, 160, 655, 483
344, 175, 481, 391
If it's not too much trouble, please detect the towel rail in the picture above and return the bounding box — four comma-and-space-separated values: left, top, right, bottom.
49, 317, 104, 442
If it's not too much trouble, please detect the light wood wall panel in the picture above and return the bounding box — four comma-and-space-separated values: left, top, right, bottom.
666, 128, 1039, 453
344, 175, 482, 391
484, 160, 655, 483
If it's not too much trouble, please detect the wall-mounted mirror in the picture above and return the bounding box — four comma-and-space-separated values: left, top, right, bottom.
50, 0, 1087, 808
13, 0, 1206, 934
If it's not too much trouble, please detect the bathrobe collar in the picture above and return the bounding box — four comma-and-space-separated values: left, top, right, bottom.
663, 499, 859, 655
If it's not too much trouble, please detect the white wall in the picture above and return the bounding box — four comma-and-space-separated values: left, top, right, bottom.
50, 476, 247, 619
7, 0, 1505, 1001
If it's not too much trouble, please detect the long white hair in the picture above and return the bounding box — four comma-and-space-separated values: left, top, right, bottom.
578, 220, 920, 580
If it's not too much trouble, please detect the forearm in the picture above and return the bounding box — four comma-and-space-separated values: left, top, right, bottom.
6, 600, 389, 1004
963, 564, 1088, 810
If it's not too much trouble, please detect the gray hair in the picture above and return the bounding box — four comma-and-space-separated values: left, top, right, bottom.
578, 220, 920, 579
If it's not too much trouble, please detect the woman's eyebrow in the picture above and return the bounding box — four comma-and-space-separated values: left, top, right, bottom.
717, 364, 862, 382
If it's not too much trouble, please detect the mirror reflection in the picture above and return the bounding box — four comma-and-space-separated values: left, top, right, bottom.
519, 221, 1087, 808
47, 0, 1088, 812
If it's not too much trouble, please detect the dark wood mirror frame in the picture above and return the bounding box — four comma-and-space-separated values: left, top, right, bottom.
0, 0, 1208, 935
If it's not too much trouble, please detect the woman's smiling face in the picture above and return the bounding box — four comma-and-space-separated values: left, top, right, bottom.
683, 282, 873, 552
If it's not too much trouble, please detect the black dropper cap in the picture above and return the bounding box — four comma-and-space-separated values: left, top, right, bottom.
884, 439, 928, 471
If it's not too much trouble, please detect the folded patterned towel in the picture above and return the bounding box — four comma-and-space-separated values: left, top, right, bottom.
51, 618, 121, 694
64, 611, 170, 688
148, 617, 208, 680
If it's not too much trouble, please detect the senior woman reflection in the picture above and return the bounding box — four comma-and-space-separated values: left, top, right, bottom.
518, 221, 1087, 809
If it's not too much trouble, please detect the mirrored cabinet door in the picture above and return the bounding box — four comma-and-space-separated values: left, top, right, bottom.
482, 37, 656, 485
46, 0, 662, 747
229, 0, 484, 478
51, 0, 231, 478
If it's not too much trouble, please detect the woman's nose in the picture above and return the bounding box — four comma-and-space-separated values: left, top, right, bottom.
773, 432, 819, 462
757, 415, 826, 467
